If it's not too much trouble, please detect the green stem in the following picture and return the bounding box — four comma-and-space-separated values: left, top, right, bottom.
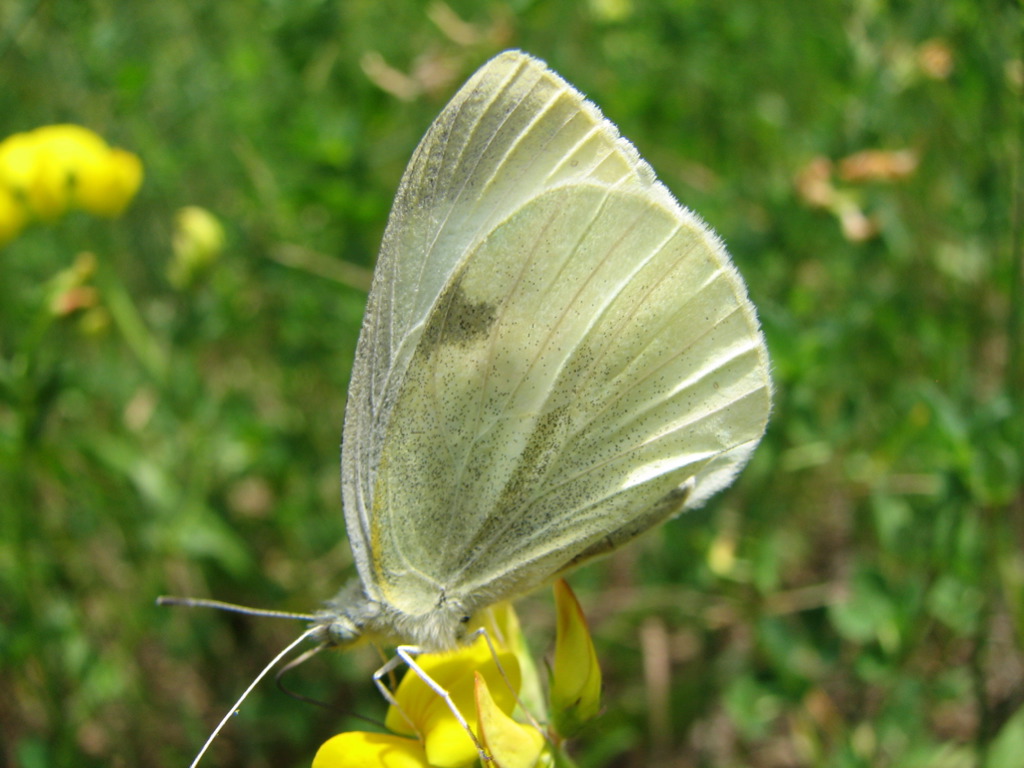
96, 264, 168, 384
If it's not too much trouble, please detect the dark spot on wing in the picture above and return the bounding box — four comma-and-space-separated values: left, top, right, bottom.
421, 274, 497, 349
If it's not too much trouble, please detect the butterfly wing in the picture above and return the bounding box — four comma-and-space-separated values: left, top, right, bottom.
342, 51, 771, 616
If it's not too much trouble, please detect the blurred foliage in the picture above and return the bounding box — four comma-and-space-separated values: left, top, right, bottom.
1, 1, 1021, 767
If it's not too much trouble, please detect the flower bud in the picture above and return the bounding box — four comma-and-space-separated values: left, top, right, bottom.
549, 579, 602, 737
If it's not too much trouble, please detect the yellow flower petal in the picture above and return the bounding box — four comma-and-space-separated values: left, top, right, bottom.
421, 714, 479, 768
479, 602, 518, 644
481, 602, 546, 722
73, 146, 143, 217
550, 580, 602, 737
313, 731, 430, 768
384, 628, 522, 768
474, 672, 546, 768
0, 130, 67, 220
32, 125, 115, 219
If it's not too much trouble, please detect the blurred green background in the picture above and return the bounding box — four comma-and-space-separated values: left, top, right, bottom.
1, 1, 1021, 767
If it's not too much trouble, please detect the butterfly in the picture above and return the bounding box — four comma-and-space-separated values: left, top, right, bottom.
309, 49, 772, 653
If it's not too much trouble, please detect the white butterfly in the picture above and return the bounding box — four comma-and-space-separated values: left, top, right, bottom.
310, 49, 772, 653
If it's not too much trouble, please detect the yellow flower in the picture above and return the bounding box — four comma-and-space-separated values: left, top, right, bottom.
314, 603, 548, 768
0, 124, 143, 230
314, 583, 604, 768
384, 629, 521, 766
169, 206, 225, 287
549, 579, 602, 737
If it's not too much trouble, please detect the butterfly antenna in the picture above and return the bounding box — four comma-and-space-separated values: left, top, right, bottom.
157, 595, 316, 622
187, 627, 319, 768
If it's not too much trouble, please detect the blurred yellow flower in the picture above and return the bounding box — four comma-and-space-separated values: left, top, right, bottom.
0, 124, 143, 243
169, 206, 225, 287
74, 146, 144, 217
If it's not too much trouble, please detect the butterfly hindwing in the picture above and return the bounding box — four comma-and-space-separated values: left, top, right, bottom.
368, 182, 769, 616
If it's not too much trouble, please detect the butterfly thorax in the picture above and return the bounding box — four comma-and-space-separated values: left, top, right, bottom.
310, 578, 474, 652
